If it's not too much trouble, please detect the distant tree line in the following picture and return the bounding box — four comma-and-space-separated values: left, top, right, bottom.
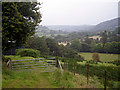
24, 36, 84, 60
70, 27, 120, 54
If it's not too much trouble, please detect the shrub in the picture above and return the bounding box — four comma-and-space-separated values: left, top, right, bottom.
15, 48, 40, 58
92, 53, 99, 62
112, 60, 120, 66
86, 60, 98, 64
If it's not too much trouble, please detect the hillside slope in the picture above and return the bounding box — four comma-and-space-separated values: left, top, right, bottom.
92, 17, 120, 32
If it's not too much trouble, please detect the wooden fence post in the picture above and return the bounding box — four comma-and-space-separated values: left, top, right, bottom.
56, 56, 59, 67
104, 71, 107, 90
7, 59, 12, 69
87, 64, 89, 84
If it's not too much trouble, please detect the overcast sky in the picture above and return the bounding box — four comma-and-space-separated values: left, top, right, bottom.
38, 0, 119, 25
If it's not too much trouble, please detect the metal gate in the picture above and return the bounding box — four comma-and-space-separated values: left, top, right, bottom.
9, 58, 57, 72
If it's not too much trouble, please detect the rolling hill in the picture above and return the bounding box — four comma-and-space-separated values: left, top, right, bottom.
36, 17, 120, 33
92, 17, 120, 32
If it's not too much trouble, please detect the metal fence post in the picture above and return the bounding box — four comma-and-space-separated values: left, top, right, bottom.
104, 71, 107, 90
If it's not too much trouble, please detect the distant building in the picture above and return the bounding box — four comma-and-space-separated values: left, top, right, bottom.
89, 36, 101, 41
58, 41, 71, 46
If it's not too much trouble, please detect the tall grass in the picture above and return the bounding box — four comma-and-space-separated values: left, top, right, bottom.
48, 69, 76, 88
2, 67, 76, 88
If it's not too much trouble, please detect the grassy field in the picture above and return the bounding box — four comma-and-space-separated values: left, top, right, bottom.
79, 52, 119, 62
2, 67, 104, 88
3, 55, 120, 88
3, 55, 105, 88
2, 68, 57, 88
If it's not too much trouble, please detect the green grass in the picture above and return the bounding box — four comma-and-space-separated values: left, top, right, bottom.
48, 69, 75, 88
3, 54, 120, 88
2, 68, 57, 88
79, 52, 119, 62
2, 67, 80, 88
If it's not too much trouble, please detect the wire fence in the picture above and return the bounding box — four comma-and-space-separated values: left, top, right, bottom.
61, 58, 120, 89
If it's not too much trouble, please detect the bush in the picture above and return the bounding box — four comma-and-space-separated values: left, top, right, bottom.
92, 53, 99, 62
86, 60, 98, 64
15, 48, 40, 58
112, 60, 120, 66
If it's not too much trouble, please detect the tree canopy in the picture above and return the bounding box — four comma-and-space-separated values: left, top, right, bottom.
25, 36, 49, 55
2, 2, 42, 53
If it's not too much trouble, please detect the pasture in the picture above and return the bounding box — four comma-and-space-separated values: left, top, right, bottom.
79, 52, 119, 62
3, 55, 120, 88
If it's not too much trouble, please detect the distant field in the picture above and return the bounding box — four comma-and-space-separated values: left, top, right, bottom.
78, 52, 119, 62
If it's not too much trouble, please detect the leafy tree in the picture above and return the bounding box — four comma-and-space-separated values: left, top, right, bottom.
104, 42, 120, 54
80, 43, 90, 52
64, 48, 77, 58
94, 43, 104, 53
70, 39, 81, 52
84, 35, 92, 44
25, 36, 49, 55
45, 38, 58, 55
108, 27, 120, 42
101, 30, 108, 47
2, 2, 41, 53
89, 40, 96, 52
74, 54, 84, 62
55, 44, 67, 57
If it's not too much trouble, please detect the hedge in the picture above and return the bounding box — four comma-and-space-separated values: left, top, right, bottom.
15, 48, 40, 58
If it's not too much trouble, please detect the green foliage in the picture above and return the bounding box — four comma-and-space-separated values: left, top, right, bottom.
84, 35, 92, 44
94, 43, 104, 53
108, 27, 120, 42
86, 60, 98, 64
80, 43, 90, 52
111, 60, 120, 66
64, 48, 77, 58
15, 48, 40, 58
2, 2, 42, 53
46, 38, 58, 55
101, 30, 108, 47
70, 39, 90, 52
104, 42, 120, 54
70, 39, 81, 52
25, 36, 49, 55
